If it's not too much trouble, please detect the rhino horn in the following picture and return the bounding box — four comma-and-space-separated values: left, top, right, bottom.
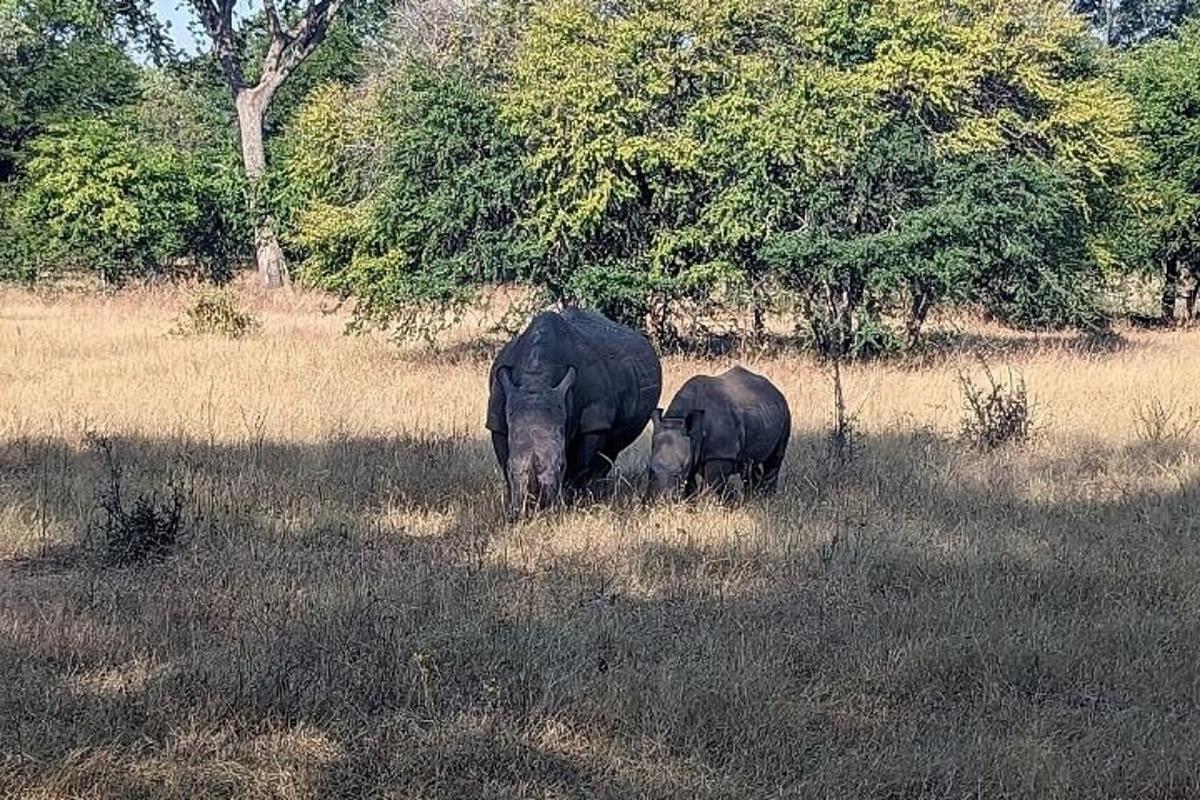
555, 366, 577, 397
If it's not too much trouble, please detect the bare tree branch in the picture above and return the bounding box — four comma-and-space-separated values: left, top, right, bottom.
252, 0, 349, 96
188, 0, 244, 89
281, 0, 347, 77
262, 0, 284, 39
260, 0, 288, 73
368, 0, 489, 79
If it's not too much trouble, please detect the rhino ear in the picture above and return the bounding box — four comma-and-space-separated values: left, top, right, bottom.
497, 366, 515, 394
555, 366, 577, 397
651, 408, 663, 430
685, 409, 705, 437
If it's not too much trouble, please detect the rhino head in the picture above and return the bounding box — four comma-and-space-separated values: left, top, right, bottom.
498, 365, 577, 520
646, 408, 704, 501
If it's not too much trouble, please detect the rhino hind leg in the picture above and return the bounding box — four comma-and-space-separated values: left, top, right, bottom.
750, 423, 790, 496
491, 432, 512, 508
753, 453, 784, 495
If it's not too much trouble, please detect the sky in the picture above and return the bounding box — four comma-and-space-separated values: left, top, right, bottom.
150, 0, 202, 55
150, 0, 262, 55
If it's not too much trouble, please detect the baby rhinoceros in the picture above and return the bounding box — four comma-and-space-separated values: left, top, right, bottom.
646, 366, 790, 501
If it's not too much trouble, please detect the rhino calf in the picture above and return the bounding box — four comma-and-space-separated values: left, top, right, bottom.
488, 308, 662, 520
647, 366, 791, 501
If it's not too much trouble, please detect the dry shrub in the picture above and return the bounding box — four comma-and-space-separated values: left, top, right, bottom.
88, 434, 184, 566
1132, 397, 1200, 445
958, 362, 1033, 450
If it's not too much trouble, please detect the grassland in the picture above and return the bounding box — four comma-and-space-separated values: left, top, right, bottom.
1, 286, 1199, 799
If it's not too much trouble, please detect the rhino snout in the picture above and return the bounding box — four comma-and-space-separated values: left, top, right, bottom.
646, 469, 685, 502
506, 462, 564, 519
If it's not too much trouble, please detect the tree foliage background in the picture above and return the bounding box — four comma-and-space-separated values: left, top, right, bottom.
1, 0, 1199, 352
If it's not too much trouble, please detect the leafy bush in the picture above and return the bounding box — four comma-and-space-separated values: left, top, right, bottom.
175, 289, 262, 338
1120, 22, 1200, 322
14, 118, 193, 282
88, 434, 183, 566
0, 182, 53, 283
99, 490, 184, 566
1, 67, 250, 285
12, 114, 247, 283
0, 0, 143, 181
284, 64, 538, 337
134, 71, 253, 282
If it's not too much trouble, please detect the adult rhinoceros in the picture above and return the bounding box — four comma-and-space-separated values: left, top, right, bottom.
487, 309, 662, 520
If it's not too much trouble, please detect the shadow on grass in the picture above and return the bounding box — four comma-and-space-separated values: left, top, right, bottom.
0, 431, 500, 558
2, 428, 1199, 797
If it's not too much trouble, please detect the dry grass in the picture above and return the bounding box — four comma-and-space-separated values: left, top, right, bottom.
1, 285, 1199, 799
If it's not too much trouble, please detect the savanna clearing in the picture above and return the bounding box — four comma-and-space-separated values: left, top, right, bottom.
1, 287, 1199, 799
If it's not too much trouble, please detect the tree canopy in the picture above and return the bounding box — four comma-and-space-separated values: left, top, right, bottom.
1119, 20, 1200, 318
503, 0, 1135, 350
1, 0, 1198, 351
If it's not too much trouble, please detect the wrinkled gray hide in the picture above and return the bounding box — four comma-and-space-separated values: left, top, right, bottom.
647, 366, 790, 501
487, 309, 662, 519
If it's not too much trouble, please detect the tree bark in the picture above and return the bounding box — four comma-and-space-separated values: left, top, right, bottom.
750, 281, 766, 345
1161, 256, 1181, 323
906, 285, 931, 349
235, 87, 288, 289
1186, 265, 1199, 321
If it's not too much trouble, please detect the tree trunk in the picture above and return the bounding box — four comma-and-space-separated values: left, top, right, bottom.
906, 285, 930, 349
235, 87, 288, 289
1186, 265, 1199, 321
1161, 256, 1180, 323
750, 281, 766, 346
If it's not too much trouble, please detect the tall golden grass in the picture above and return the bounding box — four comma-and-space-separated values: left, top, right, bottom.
1, 286, 1198, 798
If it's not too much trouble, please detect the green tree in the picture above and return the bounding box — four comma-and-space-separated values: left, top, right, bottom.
12, 74, 248, 284
184, 0, 362, 288
0, 0, 150, 181
506, 0, 1136, 352
1072, 0, 1196, 47
1122, 21, 1200, 321
278, 0, 540, 337
285, 63, 537, 336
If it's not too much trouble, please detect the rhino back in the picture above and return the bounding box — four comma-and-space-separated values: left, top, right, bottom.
487, 310, 662, 437
665, 368, 789, 462
560, 309, 662, 437
720, 367, 790, 461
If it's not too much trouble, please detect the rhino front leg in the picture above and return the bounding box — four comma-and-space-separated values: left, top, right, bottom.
492, 432, 517, 520
565, 432, 609, 499
698, 459, 738, 501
